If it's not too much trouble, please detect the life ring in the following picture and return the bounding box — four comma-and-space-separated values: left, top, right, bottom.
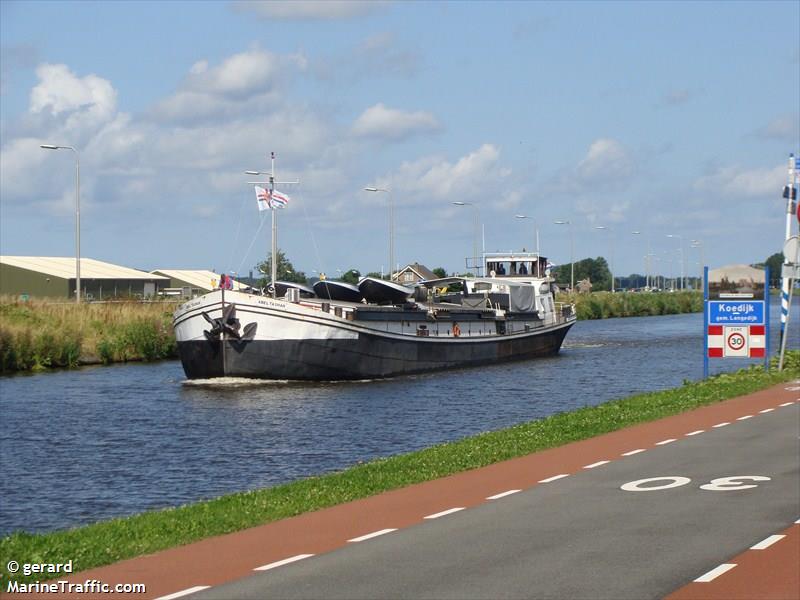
452, 323, 461, 337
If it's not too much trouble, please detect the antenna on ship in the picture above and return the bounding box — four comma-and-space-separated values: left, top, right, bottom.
246, 151, 299, 298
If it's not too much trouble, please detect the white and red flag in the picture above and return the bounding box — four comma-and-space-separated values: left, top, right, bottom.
254, 186, 270, 211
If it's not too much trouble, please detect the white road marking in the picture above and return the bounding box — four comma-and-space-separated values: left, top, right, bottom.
736, 415, 753, 421
656, 438, 677, 445
622, 449, 646, 456
154, 587, 211, 600
750, 534, 786, 550
779, 401, 793, 407
686, 430, 705, 436
539, 474, 569, 483
424, 507, 465, 519
759, 408, 775, 413
712, 422, 730, 428
347, 528, 397, 542
486, 489, 521, 500
785, 386, 800, 391
584, 460, 611, 469
254, 554, 314, 571
795, 518, 800, 524
694, 563, 737, 582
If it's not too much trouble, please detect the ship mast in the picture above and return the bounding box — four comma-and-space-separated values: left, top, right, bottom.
246, 152, 298, 298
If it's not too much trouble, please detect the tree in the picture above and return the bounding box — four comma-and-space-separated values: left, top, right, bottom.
255, 250, 307, 285
340, 269, 361, 284
432, 267, 448, 279
764, 252, 784, 286
554, 257, 611, 291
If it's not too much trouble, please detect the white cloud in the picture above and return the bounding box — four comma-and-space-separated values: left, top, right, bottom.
388, 144, 505, 201
576, 138, 634, 183
150, 49, 305, 123
231, 0, 386, 21
352, 103, 441, 140
693, 164, 785, 198
754, 115, 799, 141
29, 63, 117, 135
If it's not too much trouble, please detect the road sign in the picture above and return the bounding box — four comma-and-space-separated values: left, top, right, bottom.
724, 326, 748, 357
708, 301, 765, 325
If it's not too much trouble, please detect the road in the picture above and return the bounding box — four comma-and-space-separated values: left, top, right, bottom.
195, 386, 799, 599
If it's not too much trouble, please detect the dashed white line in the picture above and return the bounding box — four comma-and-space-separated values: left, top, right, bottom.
795, 518, 800, 524
694, 563, 737, 582
583, 460, 611, 469
424, 507, 465, 519
486, 489, 521, 500
779, 401, 793, 407
750, 534, 786, 550
712, 422, 730, 428
736, 415, 753, 421
154, 587, 211, 600
347, 528, 397, 542
254, 554, 314, 571
686, 430, 705, 436
759, 408, 775, 413
622, 449, 646, 456
656, 438, 677, 445
539, 474, 569, 483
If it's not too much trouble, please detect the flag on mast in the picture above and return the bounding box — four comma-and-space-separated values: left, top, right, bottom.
254, 186, 290, 210
255, 186, 270, 211
269, 189, 290, 209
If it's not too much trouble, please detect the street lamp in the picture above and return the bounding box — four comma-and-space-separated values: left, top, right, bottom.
365, 187, 394, 280
41, 144, 80, 303
690, 239, 704, 290
453, 201, 482, 275
666, 234, 684, 290
595, 226, 615, 292
631, 231, 652, 289
554, 220, 574, 292
514, 214, 540, 256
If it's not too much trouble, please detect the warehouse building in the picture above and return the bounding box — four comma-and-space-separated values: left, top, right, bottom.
150, 269, 249, 298
0, 256, 168, 300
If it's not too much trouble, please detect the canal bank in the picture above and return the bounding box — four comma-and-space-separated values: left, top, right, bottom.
0, 291, 704, 374
2, 354, 798, 590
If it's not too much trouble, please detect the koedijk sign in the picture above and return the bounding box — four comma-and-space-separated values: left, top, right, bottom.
708, 301, 765, 325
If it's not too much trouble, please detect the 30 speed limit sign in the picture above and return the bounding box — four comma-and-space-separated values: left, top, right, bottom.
725, 326, 749, 357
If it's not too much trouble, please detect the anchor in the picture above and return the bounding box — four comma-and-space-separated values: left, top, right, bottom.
202, 303, 257, 342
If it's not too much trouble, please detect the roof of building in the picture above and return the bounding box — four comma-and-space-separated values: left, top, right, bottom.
394, 262, 438, 281
0, 256, 168, 280
151, 269, 248, 291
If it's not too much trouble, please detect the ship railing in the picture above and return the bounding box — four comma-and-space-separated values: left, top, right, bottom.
554, 302, 576, 323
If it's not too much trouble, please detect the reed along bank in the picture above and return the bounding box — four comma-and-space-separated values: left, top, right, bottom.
0, 296, 177, 373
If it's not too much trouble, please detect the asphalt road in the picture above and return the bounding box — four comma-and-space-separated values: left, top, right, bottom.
197, 402, 799, 600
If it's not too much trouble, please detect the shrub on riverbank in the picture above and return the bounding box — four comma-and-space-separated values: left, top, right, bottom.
560, 290, 703, 320
0, 296, 177, 373
1, 353, 797, 587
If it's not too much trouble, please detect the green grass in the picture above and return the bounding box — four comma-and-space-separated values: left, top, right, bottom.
0, 296, 177, 373
2, 352, 798, 587
559, 290, 703, 320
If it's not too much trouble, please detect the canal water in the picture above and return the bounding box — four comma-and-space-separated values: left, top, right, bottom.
1, 299, 797, 537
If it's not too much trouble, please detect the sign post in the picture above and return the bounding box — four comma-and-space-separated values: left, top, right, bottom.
704, 264, 769, 378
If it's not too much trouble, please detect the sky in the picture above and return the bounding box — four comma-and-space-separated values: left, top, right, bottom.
1, 0, 798, 282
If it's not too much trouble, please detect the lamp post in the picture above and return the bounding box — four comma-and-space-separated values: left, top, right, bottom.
41, 144, 80, 303
453, 201, 482, 275
595, 225, 615, 292
554, 220, 574, 292
514, 214, 540, 255
666, 234, 684, 290
631, 231, 651, 289
365, 187, 394, 280
690, 239, 704, 290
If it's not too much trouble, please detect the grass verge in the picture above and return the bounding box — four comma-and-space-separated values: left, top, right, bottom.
0, 296, 177, 373
2, 352, 798, 586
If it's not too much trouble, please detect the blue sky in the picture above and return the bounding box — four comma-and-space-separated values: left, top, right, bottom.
1, 0, 798, 282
